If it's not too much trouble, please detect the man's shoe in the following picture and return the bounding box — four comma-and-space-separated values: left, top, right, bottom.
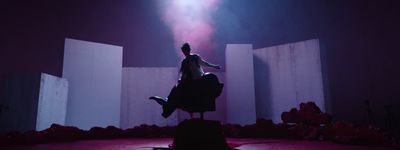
149, 96, 167, 105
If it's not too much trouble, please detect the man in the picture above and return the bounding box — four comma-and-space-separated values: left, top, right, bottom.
179, 43, 221, 82
150, 43, 222, 119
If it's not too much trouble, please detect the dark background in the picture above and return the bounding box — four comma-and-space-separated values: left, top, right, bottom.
1, 0, 399, 127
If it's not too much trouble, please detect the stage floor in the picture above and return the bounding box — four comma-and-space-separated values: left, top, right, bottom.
1, 138, 396, 150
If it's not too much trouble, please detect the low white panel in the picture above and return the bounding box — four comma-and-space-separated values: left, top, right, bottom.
36, 73, 68, 131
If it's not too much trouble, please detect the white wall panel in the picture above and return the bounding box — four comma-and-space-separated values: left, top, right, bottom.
63, 38, 122, 129
253, 39, 325, 123
36, 73, 68, 131
225, 44, 256, 125
0, 73, 68, 133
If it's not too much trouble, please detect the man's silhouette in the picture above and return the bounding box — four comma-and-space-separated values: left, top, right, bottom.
179, 43, 221, 81
150, 43, 223, 119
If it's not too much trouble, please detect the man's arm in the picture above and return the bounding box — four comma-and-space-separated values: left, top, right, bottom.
198, 55, 221, 69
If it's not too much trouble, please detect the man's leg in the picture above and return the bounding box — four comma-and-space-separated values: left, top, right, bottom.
161, 85, 182, 118
149, 96, 167, 105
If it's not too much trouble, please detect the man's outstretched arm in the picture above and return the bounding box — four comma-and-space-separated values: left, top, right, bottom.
199, 56, 221, 69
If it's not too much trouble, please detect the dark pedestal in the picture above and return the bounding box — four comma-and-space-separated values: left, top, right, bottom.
172, 119, 231, 150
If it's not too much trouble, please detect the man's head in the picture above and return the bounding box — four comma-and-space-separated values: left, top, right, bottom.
181, 43, 191, 57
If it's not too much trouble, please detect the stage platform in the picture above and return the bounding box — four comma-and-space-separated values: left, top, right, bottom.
1, 138, 395, 150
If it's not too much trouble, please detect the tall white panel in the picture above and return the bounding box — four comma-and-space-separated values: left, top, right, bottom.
63, 38, 122, 129
121, 67, 178, 129
225, 44, 256, 125
37, 73, 68, 131
253, 39, 325, 123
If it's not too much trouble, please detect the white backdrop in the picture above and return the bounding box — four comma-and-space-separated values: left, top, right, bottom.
60, 38, 325, 128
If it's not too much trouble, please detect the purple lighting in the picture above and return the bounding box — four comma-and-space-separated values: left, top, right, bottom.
158, 0, 220, 56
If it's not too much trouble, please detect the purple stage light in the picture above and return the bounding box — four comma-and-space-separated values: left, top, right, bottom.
158, 0, 220, 57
